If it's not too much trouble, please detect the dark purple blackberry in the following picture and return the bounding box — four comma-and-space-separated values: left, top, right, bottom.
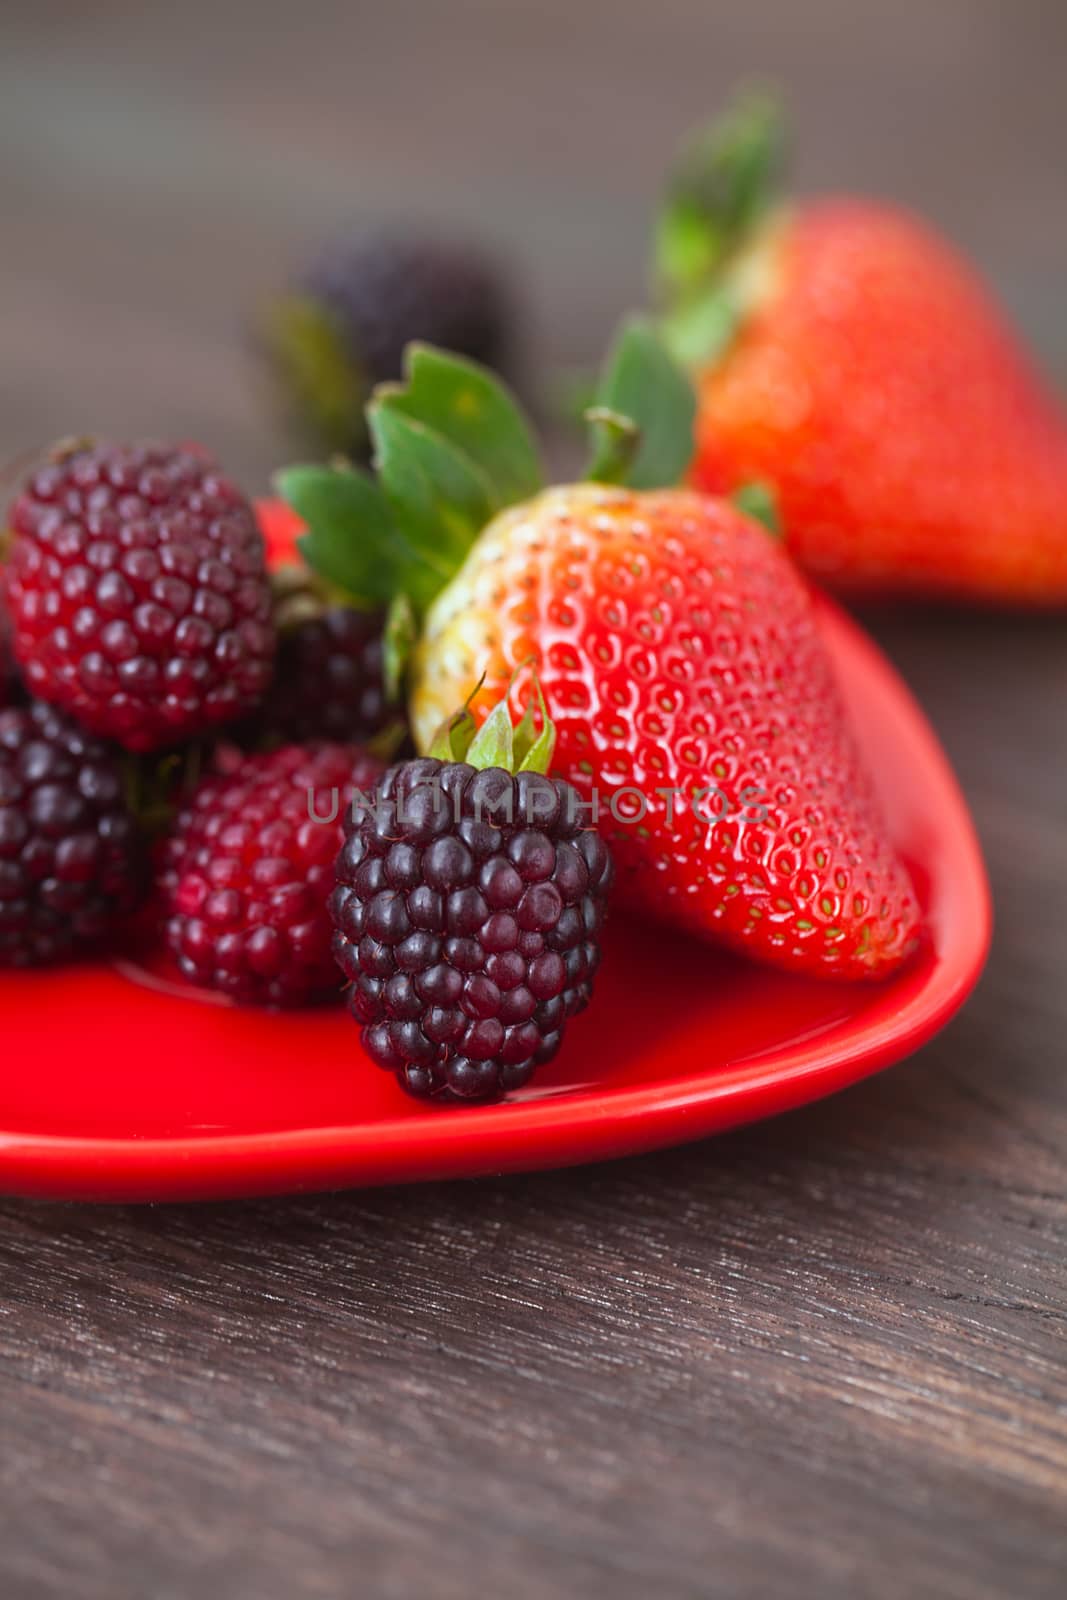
267, 234, 510, 452
330, 756, 614, 1102
256, 604, 396, 746
0, 700, 143, 966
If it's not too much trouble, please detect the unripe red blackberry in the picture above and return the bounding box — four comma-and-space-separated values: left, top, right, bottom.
4, 442, 276, 752
160, 741, 384, 1007
0, 700, 143, 966
266, 233, 511, 453
331, 686, 613, 1101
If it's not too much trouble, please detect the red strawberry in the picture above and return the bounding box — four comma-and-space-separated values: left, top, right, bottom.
283, 333, 921, 981
655, 94, 1067, 606
160, 741, 384, 1006
256, 497, 306, 570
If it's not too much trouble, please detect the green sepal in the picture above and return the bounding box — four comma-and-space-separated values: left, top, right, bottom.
377, 344, 543, 511
590, 316, 696, 489
732, 480, 782, 538
584, 407, 642, 486
429, 668, 557, 777
513, 672, 556, 775
655, 88, 785, 303
382, 591, 417, 704
274, 462, 402, 607
659, 285, 743, 370
263, 295, 367, 453
429, 707, 478, 762
465, 698, 515, 770
368, 399, 496, 591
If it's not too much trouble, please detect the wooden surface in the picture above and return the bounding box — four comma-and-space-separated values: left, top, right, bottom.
1, 4, 1066, 1596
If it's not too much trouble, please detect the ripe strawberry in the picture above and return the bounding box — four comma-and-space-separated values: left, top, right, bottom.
283, 332, 921, 981
654, 94, 1067, 605
160, 741, 384, 1006
3, 442, 276, 751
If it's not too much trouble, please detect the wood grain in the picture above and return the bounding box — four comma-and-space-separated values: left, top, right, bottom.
1, 4, 1065, 1596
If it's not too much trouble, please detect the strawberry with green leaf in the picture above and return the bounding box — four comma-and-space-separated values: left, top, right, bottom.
654, 91, 1067, 606
278, 325, 920, 981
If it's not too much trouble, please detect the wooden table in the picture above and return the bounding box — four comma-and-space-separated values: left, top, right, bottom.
1, 5, 1064, 1596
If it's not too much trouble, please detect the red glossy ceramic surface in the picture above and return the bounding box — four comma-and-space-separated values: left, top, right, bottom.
0, 520, 991, 1201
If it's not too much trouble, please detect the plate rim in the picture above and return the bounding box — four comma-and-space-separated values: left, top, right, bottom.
0, 596, 992, 1200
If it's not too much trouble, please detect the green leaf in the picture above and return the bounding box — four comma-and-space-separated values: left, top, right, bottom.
263, 296, 367, 454
659, 285, 742, 370
591, 316, 696, 489
369, 400, 496, 590
655, 88, 785, 302
382, 591, 417, 703
584, 407, 642, 486
378, 344, 543, 510
732, 480, 782, 538
274, 463, 401, 606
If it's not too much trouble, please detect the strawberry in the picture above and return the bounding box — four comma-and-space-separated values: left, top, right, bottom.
278, 329, 920, 981
653, 93, 1067, 606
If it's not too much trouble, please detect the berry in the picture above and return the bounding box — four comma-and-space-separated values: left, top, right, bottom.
331, 751, 613, 1101
266, 234, 510, 452
0, 618, 13, 708
0, 700, 143, 966
287, 331, 920, 982
160, 742, 384, 1007
415, 482, 919, 979
256, 604, 395, 746
655, 94, 1067, 605
5, 442, 276, 751
246, 499, 405, 748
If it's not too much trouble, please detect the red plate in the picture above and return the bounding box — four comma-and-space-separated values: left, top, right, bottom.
0, 591, 990, 1202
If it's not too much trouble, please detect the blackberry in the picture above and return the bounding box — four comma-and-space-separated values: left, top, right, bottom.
4, 441, 276, 752
331, 731, 614, 1101
161, 741, 384, 1007
0, 700, 143, 966
266, 234, 510, 453
253, 598, 398, 747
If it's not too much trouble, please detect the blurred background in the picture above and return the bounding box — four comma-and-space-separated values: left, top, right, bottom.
3, 0, 1066, 485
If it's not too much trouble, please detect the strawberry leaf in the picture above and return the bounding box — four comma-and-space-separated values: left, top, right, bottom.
378, 344, 543, 510
274, 463, 402, 606
655, 88, 785, 302
732, 480, 781, 538
382, 590, 417, 703
591, 316, 696, 489
369, 400, 496, 586
584, 407, 642, 486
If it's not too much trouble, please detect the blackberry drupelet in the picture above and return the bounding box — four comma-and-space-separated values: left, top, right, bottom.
160, 742, 384, 1007
4, 442, 275, 752
0, 700, 143, 966
331, 755, 614, 1102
